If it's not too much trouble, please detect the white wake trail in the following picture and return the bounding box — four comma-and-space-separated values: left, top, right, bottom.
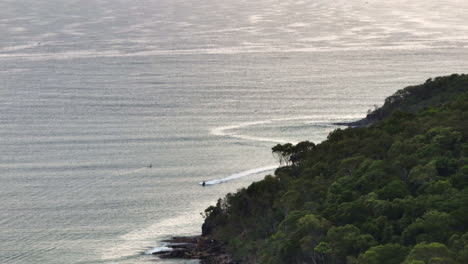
199, 165, 278, 186
210, 120, 292, 144
209, 115, 359, 144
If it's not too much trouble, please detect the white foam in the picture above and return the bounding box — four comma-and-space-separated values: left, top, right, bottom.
100, 213, 201, 260
60, 29, 85, 36
249, 15, 263, 24
0, 68, 28, 73
200, 165, 277, 186
209, 115, 361, 145
0, 43, 39, 52
288, 22, 309, 28
144, 244, 173, 255
299, 35, 339, 42
231, 134, 292, 144
9, 26, 26, 32
0, 44, 444, 62
210, 120, 290, 144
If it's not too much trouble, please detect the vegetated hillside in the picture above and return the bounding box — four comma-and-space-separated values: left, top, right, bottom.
202, 74, 468, 264
347, 74, 468, 127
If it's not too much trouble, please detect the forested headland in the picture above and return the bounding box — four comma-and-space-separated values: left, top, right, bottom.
201, 74, 468, 264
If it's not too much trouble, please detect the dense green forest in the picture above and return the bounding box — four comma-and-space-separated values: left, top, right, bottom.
202, 74, 468, 264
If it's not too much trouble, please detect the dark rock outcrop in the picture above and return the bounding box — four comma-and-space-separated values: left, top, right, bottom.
156, 236, 237, 264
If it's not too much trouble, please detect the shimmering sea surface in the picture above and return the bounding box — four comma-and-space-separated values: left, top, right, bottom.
1, 0, 468, 263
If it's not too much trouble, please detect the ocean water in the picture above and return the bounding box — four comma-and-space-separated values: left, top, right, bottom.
1, 0, 468, 263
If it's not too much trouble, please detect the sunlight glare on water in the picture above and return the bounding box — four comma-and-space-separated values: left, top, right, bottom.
1, 0, 468, 263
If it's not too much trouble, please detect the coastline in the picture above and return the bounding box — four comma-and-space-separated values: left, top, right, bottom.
333, 116, 376, 128
153, 74, 468, 263
153, 236, 236, 264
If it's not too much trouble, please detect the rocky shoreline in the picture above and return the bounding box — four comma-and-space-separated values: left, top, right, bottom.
152, 236, 237, 264
333, 117, 373, 128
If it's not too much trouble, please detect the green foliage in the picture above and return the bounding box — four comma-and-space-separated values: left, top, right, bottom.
408, 164, 438, 187
202, 75, 468, 263
355, 74, 468, 126
403, 242, 456, 264
327, 224, 376, 259
377, 179, 410, 200
402, 210, 454, 244
272, 141, 315, 166
357, 243, 409, 264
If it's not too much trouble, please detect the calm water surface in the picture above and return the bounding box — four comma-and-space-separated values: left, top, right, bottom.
1, 0, 468, 263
